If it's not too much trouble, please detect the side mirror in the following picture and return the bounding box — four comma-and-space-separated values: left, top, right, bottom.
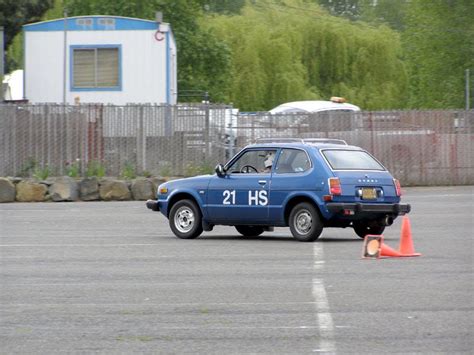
215, 164, 226, 177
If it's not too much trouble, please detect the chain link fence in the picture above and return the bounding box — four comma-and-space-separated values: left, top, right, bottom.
234, 110, 474, 185
0, 103, 473, 185
0, 103, 231, 178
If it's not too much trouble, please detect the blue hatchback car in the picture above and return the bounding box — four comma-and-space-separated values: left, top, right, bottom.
146, 138, 410, 242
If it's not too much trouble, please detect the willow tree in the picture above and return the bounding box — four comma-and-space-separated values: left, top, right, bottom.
206, 0, 407, 110
403, 0, 474, 109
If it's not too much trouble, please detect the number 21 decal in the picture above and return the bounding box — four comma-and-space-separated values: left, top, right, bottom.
223, 190, 236, 205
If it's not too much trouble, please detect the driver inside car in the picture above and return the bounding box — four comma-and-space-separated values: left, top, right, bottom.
262, 151, 275, 173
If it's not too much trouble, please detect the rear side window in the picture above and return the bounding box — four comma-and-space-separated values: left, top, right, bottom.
322, 150, 385, 171
275, 149, 311, 174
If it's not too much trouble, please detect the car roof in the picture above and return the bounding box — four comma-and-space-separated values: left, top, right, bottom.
269, 100, 361, 114
245, 138, 362, 150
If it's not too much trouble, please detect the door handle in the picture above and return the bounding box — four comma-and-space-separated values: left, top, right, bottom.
258, 180, 267, 185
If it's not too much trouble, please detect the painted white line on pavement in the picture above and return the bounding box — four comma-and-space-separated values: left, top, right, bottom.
313, 242, 336, 354
0, 244, 163, 247
1, 301, 329, 307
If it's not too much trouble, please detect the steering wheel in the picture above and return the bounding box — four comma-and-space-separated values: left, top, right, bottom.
240, 165, 258, 173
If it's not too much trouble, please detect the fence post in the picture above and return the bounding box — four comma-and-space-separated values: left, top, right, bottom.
45, 105, 52, 173
205, 97, 210, 159
229, 110, 236, 158
164, 104, 172, 136
137, 105, 145, 174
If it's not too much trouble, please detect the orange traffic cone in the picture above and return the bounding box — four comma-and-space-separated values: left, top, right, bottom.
363, 235, 403, 259
380, 242, 404, 258
399, 216, 421, 257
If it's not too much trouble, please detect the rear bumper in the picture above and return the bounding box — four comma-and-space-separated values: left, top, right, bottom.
327, 202, 411, 215
146, 199, 159, 212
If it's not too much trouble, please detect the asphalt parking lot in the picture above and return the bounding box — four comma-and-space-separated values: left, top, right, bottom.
1, 186, 473, 353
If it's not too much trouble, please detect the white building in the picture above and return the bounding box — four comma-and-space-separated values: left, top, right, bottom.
2, 70, 24, 100
23, 15, 177, 105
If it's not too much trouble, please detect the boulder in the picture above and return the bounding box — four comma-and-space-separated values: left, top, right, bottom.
79, 177, 100, 201
131, 178, 155, 200
16, 180, 47, 202
49, 177, 79, 202
99, 179, 131, 201
0, 178, 16, 203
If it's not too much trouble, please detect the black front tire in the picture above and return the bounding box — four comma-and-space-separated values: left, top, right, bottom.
235, 226, 264, 237
289, 202, 323, 242
353, 221, 385, 239
169, 199, 203, 239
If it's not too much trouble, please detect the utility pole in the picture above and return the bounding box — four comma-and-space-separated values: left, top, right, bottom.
63, 9, 68, 105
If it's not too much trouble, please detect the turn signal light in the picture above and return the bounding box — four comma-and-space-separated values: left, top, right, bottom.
329, 177, 342, 195
393, 179, 402, 197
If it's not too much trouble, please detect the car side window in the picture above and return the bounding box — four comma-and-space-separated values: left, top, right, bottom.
227, 149, 277, 174
275, 149, 311, 174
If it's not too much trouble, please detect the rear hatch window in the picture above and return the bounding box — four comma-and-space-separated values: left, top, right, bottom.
322, 149, 385, 171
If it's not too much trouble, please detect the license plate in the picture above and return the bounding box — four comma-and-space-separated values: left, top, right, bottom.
362, 188, 377, 200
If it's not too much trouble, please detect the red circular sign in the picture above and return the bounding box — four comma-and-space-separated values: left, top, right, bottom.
154, 30, 164, 41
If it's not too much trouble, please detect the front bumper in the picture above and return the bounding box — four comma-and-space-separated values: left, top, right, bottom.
146, 199, 159, 212
327, 202, 411, 215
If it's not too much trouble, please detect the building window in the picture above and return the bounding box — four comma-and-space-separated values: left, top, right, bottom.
98, 18, 116, 30
75, 18, 93, 30
71, 45, 121, 91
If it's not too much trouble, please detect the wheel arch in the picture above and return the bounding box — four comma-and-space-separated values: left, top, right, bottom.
166, 191, 202, 218
283, 195, 323, 225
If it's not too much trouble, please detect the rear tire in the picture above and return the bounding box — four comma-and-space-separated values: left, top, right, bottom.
169, 199, 203, 239
353, 221, 385, 239
289, 202, 323, 242
235, 226, 264, 237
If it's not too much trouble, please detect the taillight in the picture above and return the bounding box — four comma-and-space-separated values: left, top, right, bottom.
329, 177, 342, 195
393, 178, 402, 197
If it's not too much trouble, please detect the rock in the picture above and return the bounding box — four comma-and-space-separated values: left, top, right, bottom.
16, 180, 47, 202
99, 179, 131, 201
9, 177, 23, 184
79, 177, 100, 201
0, 178, 16, 202
131, 178, 155, 200
49, 177, 79, 202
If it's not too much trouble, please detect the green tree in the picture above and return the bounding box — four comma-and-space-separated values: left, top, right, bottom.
207, 0, 407, 110
1, 0, 54, 72
359, 0, 408, 32
403, 0, 474, 108
203, 0, 245, 14
317, 0, 361, 20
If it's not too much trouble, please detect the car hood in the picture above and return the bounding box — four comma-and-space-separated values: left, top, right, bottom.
162, 174, 213, 191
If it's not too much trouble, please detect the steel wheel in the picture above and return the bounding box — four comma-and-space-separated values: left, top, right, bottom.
289, 202, 323, 242
294, 210, 313, 235
174, 206, 195, 233
169, 199, 203, 239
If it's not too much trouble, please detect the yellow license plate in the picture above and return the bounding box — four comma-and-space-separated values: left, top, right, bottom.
362, 188, 377, 200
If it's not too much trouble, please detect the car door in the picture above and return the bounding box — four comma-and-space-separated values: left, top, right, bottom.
269, 148, 314, 222
207, 149, 277, 224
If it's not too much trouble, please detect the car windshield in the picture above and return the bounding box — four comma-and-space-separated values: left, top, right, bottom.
322, 149, 385, 171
